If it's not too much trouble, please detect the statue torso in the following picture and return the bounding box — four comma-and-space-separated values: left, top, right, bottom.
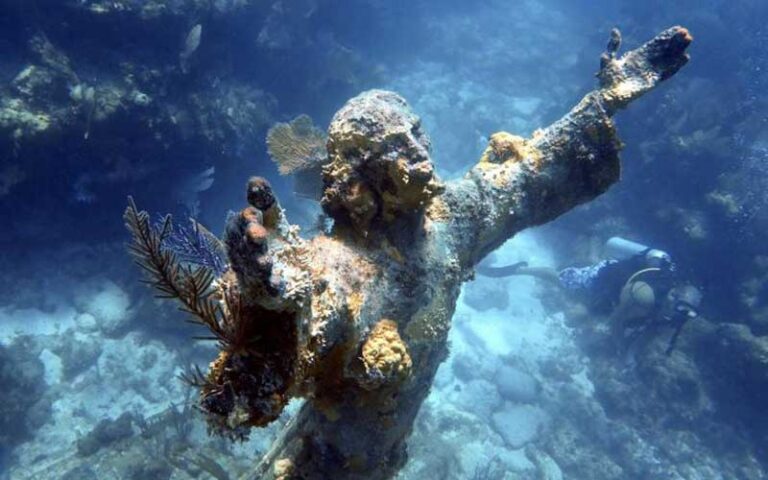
299, 221, 464, 386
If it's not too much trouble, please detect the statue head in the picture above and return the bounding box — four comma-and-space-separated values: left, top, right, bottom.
321, 90, 444, 234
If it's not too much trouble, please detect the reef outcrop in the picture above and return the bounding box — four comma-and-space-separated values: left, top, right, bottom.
0, 337, 51, 456
126, 26, 692, 480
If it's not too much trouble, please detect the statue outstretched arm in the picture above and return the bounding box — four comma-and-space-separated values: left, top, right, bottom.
442, 26, 692, 263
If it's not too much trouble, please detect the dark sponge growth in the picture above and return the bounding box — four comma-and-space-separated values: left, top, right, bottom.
0, 339, 51, 452
247, 176, 277, 211
76, 412, 136, 457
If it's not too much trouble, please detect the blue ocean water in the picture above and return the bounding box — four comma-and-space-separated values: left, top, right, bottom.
0, 0, 766, 478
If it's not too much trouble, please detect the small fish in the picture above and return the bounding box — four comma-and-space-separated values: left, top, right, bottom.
180, 24, 203, 73
175, 166, 215, 216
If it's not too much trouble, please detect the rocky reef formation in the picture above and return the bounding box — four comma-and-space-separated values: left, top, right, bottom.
0, 0, 385, 253
0, 338, 51, 458
534, 292, 768, 479
127, 26, 692, 479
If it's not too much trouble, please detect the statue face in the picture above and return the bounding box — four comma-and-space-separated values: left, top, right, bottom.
321, 90, 443, 233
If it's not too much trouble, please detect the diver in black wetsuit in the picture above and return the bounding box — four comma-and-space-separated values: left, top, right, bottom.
478, 237, 702, 355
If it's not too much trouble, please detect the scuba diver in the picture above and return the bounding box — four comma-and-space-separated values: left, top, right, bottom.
478, 237, 703, 355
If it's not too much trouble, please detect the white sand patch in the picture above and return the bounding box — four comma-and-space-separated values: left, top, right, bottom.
74, 280, 134, 335
39, 348, 63, 385
454, 230, 567, 359
492, 402, 549, 448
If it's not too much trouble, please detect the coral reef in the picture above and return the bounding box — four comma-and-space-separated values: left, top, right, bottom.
0, 337, 51, 454
542, 304, 768, 479
0, 3, 295, 246
126, 26, 692, 480
692, 322, 768, 459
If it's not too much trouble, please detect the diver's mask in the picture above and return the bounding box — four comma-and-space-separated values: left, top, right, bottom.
674, 302, 699, 319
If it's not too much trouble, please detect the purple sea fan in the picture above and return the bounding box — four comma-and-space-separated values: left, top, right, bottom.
161, 217, 228, 276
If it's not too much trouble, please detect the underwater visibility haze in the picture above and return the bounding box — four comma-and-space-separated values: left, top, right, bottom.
0, 1, 767, 479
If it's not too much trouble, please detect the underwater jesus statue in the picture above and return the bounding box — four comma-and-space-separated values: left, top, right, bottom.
126, 26, 692, 480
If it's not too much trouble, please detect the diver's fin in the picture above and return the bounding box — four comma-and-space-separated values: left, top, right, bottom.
476, 261, 529, 278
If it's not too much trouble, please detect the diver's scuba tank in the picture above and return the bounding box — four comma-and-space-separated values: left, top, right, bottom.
604, 236, 672, 268
605, 237, 650, 259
